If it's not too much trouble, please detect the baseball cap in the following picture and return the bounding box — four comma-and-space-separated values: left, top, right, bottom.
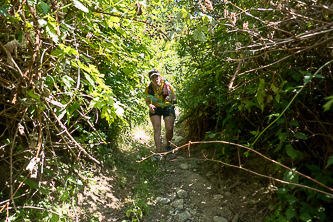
148, 69, 160, 79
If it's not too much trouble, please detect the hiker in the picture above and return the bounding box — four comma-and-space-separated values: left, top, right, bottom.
145, 69, 177, 154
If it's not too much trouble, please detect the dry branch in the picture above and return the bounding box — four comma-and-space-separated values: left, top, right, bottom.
139, 141, 333, 197
43, 100, 101, 164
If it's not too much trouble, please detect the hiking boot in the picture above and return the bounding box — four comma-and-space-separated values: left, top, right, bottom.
152, 154, 162, 161
166, 145, 171, 152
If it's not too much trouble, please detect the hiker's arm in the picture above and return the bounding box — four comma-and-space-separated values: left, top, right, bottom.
145, 96, 151, 106
146, 96, 156, 113
168, 93, 177, 104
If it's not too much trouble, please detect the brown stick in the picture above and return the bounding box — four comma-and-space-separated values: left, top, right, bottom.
191, 140, 333, 193
77, 110, 106, 143
229, 53, 244, 90
139, 141, 333, 197
44, 101, 100, 164
42, 111, 78, 160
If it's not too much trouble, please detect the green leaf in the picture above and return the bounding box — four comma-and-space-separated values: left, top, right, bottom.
326, 155, 333, 168
176, 11, 183, 20
295, 132, 307, 140
323, 96, 333, 112
109, 16, 120, 23
301, 71, 312, 83
19, 177, 38, 189
275, 94, 280, 103
28, 0, 37, 7
286, 194, 297, 204
278, 132, 288, 143
271, 84, 279, 93
286, 144, 297, 160
73, 0, 89, 13
290, 121, 299, 127
51, 49, 63, 57
51, 213, 60, 222
284, 168, 299, 188
306, 164, 320, 171
27, 89, 40, 101
83, 72, 95, 88
268, 113, 280, 123
198, 31, 206, 42
299, 212, 311, 222
291, 70, 301, 81
0, 6, 11, 17
38, 1, 50, 14
67, 102, 80, 115
286, 207, 296, 219
45, 75, 55, 86
62, 75, 74, 88
61, 190, 69, 201
314, 74, 324, 79
46, 25, 59, 43
276, 118, 285, 125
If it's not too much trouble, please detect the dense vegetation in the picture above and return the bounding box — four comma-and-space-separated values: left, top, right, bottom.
0, 0, 332, 221
176, 0, 333, 221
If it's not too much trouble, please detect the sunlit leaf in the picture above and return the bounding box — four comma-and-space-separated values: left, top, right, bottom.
176, 11, 183, 20
28, 0, 37, 7
62, 75, 75, 88
73, 0, 89, 13
283, 168, 299, 189
46, 25, 59, 43
38, 19, 47, 27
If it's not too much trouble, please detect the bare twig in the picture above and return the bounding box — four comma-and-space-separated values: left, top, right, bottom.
191, 141, 333, 195
43, 100, 100, 164
43, 111, 78, 160
95, 10, 171, 41
138, 141, 333, 197
229, 53, 244, 90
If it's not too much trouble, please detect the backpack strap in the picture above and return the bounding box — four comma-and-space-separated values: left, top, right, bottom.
148, 82, 154, 96
148, 78, 170, 98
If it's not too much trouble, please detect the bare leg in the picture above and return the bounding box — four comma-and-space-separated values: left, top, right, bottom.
164, 116, 175, 147
150, 115, 162, 152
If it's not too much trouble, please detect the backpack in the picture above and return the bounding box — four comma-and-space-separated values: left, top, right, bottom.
148, 78, 171, 97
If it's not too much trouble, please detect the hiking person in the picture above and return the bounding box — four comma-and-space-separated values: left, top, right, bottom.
145, 69, 177, 156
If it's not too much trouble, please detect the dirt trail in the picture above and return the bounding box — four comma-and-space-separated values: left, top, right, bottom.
75, 119, 277, 221
76, 149, 276, 221
143, 152, 274, 222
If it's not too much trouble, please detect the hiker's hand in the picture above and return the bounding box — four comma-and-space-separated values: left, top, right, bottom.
165, 96, 171, 102
149, 104, 156, 113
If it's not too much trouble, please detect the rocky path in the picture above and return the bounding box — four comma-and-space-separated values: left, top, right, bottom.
75, 149, 277, 222
143, 152, 275, 222
75, 123, 277, 222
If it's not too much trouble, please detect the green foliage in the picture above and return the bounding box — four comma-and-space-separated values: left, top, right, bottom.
125, 199, 150, 222
268, 166, 332, 222
1, 0, 333, 221
172, 0, 333, 220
